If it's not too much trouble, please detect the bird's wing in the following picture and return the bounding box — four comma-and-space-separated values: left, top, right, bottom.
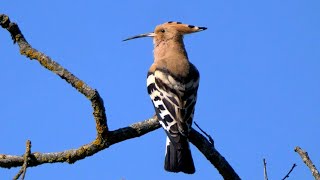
147, 67, 199, 145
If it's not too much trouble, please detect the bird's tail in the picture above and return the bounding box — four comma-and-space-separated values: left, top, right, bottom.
164, 136, 195, 174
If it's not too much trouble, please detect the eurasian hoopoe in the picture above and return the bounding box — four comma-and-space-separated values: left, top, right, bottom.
124, 21, 206, 174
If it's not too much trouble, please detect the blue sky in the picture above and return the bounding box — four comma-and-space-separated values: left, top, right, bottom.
1, 1, 319, 179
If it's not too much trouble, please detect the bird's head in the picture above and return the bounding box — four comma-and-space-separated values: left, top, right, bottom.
123, 21, 207, 44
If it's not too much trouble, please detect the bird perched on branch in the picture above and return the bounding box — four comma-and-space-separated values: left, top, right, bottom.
124, 21, 206, 174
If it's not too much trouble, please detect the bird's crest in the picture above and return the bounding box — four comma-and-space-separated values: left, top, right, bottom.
159, 21, 207, 34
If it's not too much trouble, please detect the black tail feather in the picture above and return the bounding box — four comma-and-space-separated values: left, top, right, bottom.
164, 137, 195, 174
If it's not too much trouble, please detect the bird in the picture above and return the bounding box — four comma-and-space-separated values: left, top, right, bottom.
124, 21, 207, 174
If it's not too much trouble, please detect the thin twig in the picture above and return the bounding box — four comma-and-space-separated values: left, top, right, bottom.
282, 163, 297, 180
194, 121, 214, 145
263, 158, 268, 180
13, 140, 31, 180
295, 146, 320, 180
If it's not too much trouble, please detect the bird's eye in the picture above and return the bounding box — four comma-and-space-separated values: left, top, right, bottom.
160, 29, 165, 33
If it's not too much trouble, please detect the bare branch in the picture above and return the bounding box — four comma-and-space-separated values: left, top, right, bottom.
0, 14, 240, 180
0, 14, 108, 141
0, 116, 159, 168
282, 163, 297, 180
13, 140, 31, 180
295, 146, 320, 180
0, 12, 108, 162
189, 128, 240, 180
263, 158, 268, 180
0, 117, 241, 179
192, 122, 239, 179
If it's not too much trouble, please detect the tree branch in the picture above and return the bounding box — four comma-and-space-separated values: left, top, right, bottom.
0, 14, 240, 179
189, 129, 240, 180
13, 140, 31, 180
282, 163, 297, 180
295, 146, 320, 180
0, 116, 159, 168
263, 158, 268, 180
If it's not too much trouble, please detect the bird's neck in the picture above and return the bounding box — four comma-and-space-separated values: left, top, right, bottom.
153, 38, 188, 61
153, 38, 190, 77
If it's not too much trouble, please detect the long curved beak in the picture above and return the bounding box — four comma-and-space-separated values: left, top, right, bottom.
123, 32, 156, 41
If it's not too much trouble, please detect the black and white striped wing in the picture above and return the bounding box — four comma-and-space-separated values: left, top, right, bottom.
147, 67, 199, 143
